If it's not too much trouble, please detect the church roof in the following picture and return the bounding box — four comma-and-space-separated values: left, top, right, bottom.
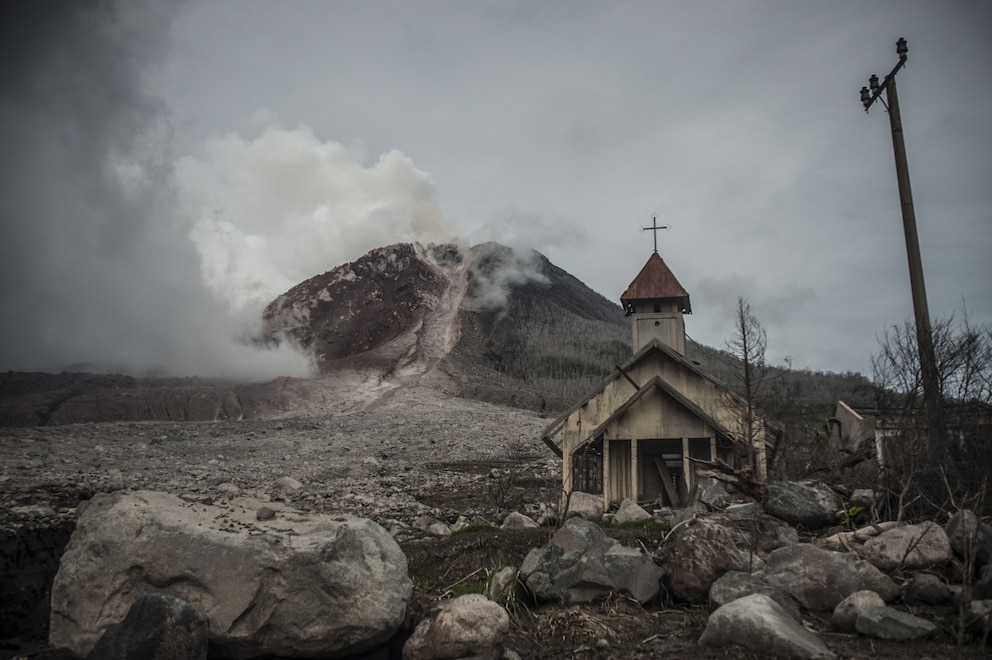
619, 252, 691, 313
577, 375, 735, 451
541, 338, 733, 441
540, 338, 782, 455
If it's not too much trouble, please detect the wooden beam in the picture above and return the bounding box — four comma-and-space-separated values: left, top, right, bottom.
541, 435, 563, 458
615, 364, 641, 391
653, 457, 681, 507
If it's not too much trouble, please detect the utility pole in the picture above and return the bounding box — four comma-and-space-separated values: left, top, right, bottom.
860, 37, 944, 445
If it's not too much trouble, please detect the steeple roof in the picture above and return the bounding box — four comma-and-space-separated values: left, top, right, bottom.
620, 252, 691, 313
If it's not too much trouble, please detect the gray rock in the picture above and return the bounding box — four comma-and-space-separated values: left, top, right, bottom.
255, 505, 276, 521
862, 521, 952, 571
275, 475, 303, 492
904, 573, 952, 605
708, 570, 802, 621
831, 590, 885, 632
519, 517, 663, 605
764, 479, 841, 530
656, 518, 745, 604
613, 498, 653, 525
687, 480, 729, 510
946, 509, 992, 566
852, 556, 902, 602
763, 543, 898, 611
698, 593, 836, 659
849, 489, 875, 508
855, 606, 937, 641
710, 511, 799, 558
484, 566, 519, 603
725, 502, 758, 515
564, 491, 604, 522
85, 593, 208, 660
413, 515, 453, 537
50, 491, 411, 659
450, 516, 472, 532
403, 594, 509, 660
501, 511, 539, 529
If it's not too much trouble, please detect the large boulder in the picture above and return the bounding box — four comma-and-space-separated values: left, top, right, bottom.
708, 571, 801, 621
855, 606, 937, 641
698, 593, 836, 659
564, 491, 604, 522
831, 590, 885, 632
50, 491, 411, 659
484, 566, 519, 604
904, 573, 952, 605
709, 511, 799, 558
946, 509, 992, 566
862, 522, 952, 571
656, 518, 745, 603
612, 498, 653, 525
501, 512, 539, 529
403, 594, 509, 660
686, 480, 729, 510
762, 544, 898, 611
519, 517, 663, 605
764, 480, 841, 530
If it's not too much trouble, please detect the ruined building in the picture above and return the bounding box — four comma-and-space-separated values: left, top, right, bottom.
541, 245, 777, 508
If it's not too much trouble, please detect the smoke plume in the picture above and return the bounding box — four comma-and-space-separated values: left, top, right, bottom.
0, 1, 454, 379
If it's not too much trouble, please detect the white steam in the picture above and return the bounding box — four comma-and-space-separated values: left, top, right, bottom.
467, 244, 550, 312
179, 126, 455, 312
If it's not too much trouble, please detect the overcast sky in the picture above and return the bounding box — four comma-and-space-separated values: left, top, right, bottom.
2, 1, 989, 379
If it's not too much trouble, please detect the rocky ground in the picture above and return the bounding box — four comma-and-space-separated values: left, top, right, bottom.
0, 377, 553, 523
0, 376, 988, 658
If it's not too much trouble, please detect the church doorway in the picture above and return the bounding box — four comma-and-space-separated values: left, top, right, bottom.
638, 439, 685, 506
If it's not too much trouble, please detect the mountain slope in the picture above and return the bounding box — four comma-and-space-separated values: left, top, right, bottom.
262, 242, 632, 411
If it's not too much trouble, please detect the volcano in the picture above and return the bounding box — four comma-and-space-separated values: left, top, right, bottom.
261, 242, 631, 412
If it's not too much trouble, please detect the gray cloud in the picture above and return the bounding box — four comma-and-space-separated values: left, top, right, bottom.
3, 1, 990, 379
0, 2, 307, 377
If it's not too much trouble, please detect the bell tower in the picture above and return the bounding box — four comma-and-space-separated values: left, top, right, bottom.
620, 218, 691, 355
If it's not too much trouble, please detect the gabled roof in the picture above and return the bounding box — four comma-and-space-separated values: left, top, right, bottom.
541, 338, 735, 441
540, 338, 782, 454
620, 252, 691, 313
576, 375, 735, 451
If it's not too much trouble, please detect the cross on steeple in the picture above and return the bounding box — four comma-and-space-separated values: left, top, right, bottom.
640, 215, 669, 253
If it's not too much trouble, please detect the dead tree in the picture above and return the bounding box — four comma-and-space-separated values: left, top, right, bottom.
726, 297, 768, 474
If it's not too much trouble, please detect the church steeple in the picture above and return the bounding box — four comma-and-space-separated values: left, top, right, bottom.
620, 235, 691, 355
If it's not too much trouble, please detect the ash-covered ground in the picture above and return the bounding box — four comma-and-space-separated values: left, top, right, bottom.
0, 378, 555, 529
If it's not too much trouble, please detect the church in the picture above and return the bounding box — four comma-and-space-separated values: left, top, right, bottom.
540, 235, 777, 508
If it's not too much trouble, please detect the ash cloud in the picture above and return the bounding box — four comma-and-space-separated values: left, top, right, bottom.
461, 209, 570, 312
0, 1, 453, 379
178, 125, 456, 312
466, 243, 550, 312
